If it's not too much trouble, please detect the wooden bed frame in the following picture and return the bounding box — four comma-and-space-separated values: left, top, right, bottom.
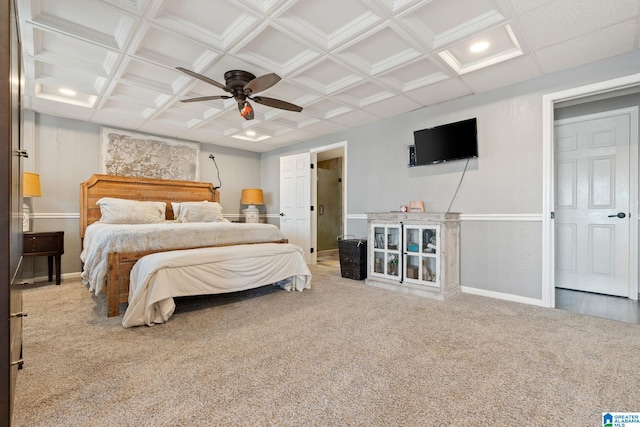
80, 174, 221, 239
80, 174, 286, 317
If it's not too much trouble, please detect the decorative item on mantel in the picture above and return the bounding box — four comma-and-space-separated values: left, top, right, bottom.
408, 200, 425, 212
22, 172, 42, 232
241, 188, 264, 223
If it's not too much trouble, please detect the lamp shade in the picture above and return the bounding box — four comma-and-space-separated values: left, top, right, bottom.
23, 172, 42, 197
241, 188, 264, 205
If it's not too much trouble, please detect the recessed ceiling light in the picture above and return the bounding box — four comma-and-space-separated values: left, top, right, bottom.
232, 131, 271, 142
59, 88, 76, 96
470, 41, 490, 53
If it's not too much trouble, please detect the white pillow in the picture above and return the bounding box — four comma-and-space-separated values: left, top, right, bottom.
97, 197, 166, 224
177, 201, 224, 223
171, 202, 182, 218
171, 200, 208, 218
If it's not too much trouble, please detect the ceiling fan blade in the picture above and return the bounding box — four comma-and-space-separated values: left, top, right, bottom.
176, 67, 231, 93
253, 96, 303, 112
238, 101, 255, 120
243, 73, 281, 94
180, 95, 231, 103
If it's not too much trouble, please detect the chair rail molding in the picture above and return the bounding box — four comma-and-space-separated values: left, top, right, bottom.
347, 213, 542, 222
32, 213, 80, 219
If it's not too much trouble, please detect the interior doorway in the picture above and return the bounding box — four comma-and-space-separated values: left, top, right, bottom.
279, 152, 312, 263
542, 73, 640, 310
311, 142, 346, 265
553, 108, 637, 297
317, 167, 342, 251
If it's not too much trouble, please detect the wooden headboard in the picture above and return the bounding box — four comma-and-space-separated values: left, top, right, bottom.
80, 174, 220, 239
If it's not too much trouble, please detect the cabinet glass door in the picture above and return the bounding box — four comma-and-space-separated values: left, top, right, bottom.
403, 225, 439, 287
371, 224, 401, 278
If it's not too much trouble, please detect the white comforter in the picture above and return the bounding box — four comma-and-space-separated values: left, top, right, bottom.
122, 243, 311, 327
81, 221, 286, 295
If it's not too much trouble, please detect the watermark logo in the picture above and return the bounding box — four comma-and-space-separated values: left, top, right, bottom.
603, 413, 640, 427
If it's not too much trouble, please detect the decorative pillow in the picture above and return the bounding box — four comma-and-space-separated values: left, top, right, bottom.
171, 200, 208, 219
97, 197, 166, 224
177, 201, 225, 223
171, 202, 182, 218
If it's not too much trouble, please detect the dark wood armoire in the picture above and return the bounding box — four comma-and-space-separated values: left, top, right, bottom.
1, 0, 24, 424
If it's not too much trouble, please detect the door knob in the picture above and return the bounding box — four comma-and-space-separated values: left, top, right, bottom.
608, 212, 626, 218
279, 213, 285, 216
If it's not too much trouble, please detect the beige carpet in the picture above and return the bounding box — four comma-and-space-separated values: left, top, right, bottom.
12, 261, 640, 426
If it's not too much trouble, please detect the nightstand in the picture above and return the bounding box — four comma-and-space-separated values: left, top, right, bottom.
23, 231, 64, 285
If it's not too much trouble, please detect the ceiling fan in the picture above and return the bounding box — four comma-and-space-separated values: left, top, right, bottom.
176, 67, 303, 120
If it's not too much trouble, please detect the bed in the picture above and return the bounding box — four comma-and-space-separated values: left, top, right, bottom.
122, 243, 311, 327
80, 174, 303, 317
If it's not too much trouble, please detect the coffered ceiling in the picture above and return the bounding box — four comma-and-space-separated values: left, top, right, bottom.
16, 0, 640, 152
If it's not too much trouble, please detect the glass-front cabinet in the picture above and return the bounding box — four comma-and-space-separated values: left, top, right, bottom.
366, 212, 460, 301
370, 223, 401, 279
403, 224, 439, 288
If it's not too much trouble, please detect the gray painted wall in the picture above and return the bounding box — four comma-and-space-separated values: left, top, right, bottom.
260, 50, 640, 301
25, 113, 263, 278
24, 49, 640, 302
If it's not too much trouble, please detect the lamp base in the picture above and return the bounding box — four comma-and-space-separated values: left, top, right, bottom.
244, 205, 259, 223
23, 203, 30, 232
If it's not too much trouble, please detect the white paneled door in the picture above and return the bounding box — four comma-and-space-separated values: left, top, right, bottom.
280, 153, 311, 263
554, 110, 632, 296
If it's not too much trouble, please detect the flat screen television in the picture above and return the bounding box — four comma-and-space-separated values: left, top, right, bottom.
412, 118, 478, 165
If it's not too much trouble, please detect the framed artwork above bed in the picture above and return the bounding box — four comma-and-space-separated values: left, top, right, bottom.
100, 127, 200, 181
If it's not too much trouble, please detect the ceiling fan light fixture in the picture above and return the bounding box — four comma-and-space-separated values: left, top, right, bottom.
240, 102, 253, 118
176, 67, 303, 121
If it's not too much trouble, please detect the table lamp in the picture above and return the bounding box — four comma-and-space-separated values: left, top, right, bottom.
23, 172, 42, 231
241, 188, 263, 223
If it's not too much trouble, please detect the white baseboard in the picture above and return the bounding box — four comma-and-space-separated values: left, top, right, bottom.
21, 271, 82, 285
461, 286, 547, 307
